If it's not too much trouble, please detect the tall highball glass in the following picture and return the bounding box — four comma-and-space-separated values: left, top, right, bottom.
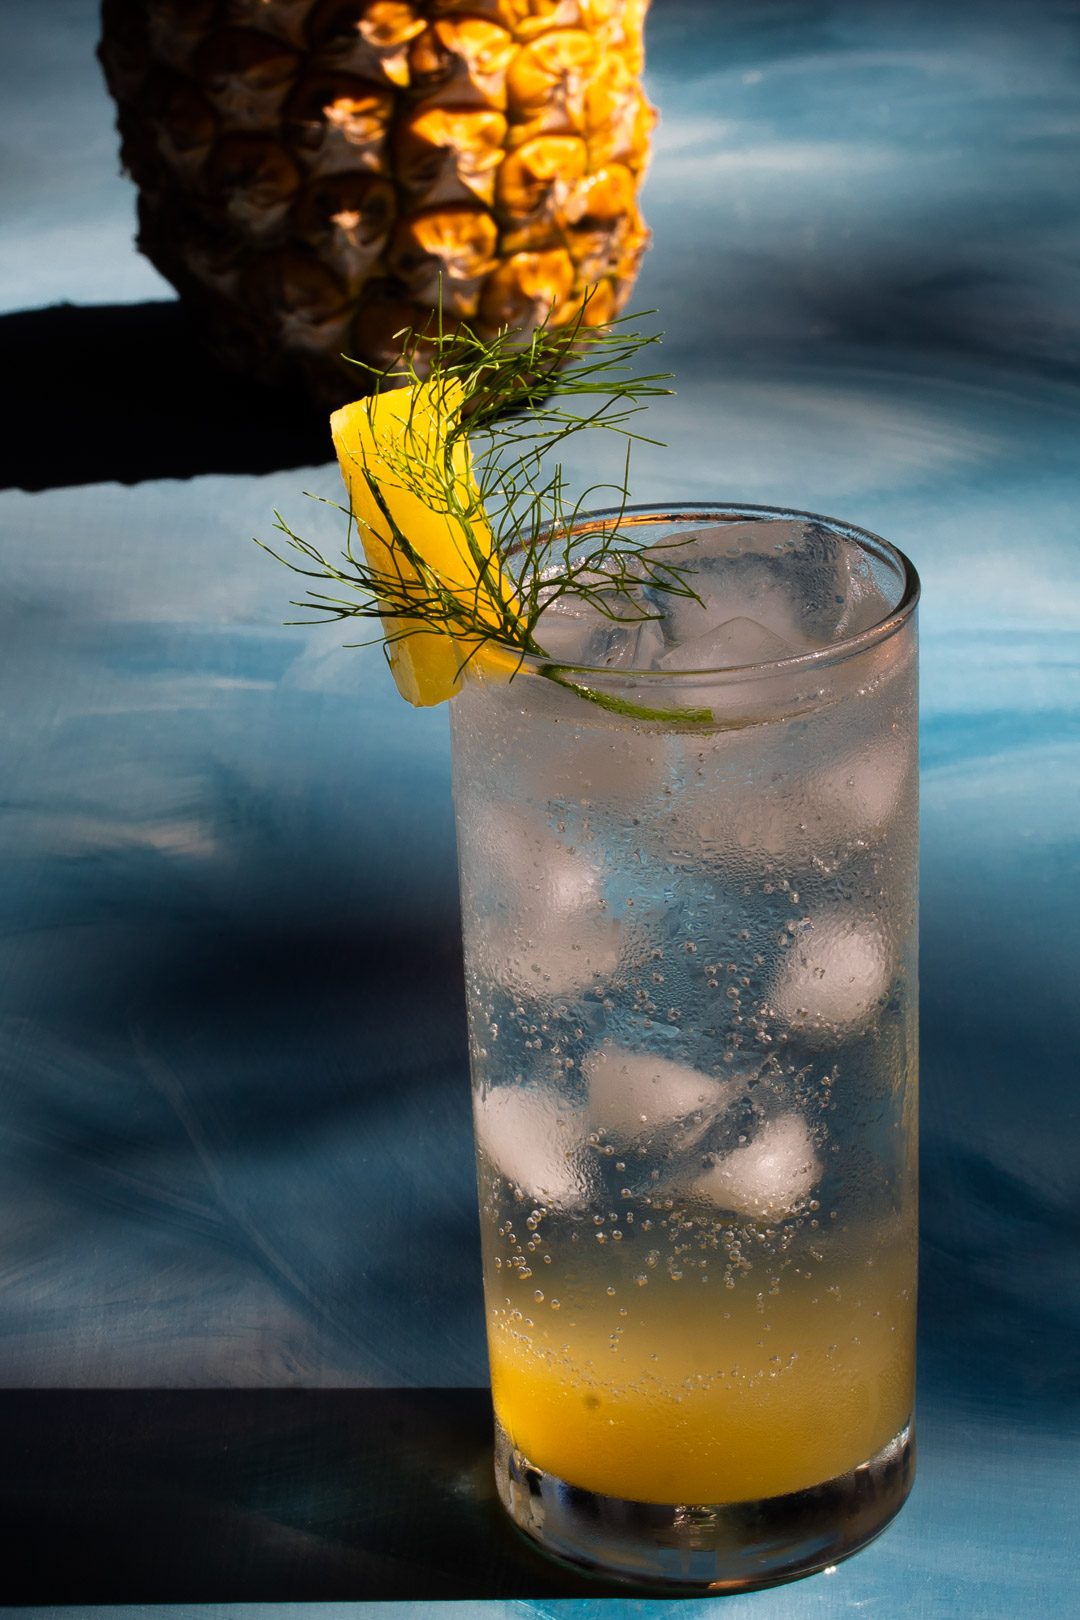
450, 505, 919, 1591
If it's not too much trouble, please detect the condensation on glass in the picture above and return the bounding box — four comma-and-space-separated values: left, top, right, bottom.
450, 505, 920, 1592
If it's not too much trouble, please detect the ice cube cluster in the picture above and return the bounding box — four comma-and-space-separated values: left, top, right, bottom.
533, 520, 886, 674
463, 520, 904, 1228
477, 1040, 822, 1225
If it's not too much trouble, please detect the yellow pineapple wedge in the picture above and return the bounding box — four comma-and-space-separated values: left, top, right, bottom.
99, 0, 655, 403
330, 377, 515, 704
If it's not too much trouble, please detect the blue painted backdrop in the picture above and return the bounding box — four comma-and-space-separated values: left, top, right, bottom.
1, 1, 1077, 1615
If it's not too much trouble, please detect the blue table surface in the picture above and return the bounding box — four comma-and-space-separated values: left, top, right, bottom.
2, 0, 1078, 1615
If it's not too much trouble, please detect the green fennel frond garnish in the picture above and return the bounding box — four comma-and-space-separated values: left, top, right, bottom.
258, 301, 711, 721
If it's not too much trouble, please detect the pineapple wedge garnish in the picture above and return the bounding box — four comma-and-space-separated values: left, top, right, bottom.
331, 378, 514, 706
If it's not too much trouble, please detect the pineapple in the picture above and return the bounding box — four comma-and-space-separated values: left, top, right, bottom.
98, 0, 655, 403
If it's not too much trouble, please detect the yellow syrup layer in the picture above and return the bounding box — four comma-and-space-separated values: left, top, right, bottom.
487, 1245, 915, 1505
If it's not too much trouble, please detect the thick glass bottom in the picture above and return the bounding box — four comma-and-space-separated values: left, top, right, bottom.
494, 1415, 914, 1593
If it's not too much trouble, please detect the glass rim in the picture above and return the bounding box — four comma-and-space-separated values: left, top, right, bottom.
498, 503, 921, 683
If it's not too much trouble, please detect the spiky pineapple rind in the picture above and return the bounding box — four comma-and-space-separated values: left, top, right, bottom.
98, 0, 655, 403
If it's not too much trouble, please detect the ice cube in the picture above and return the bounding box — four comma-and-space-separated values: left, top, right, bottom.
473, 1085, 589, 1206
688, 1113, 820, 1221
827, 535, 887, 639
641, 519, 884, 654
582, 1041, 734, 1142
666, 785, 797, 867
608, 614, 666, 672
535, 580, 659, 670
770, 913, 893, 1041
809, 737, 912, 842
507, 685, 672, 808
666, 724, 915, 874
510, 720, 666, 808
465, 803, 621, 997
474, 903, 621, 999
657, 615, 794, 672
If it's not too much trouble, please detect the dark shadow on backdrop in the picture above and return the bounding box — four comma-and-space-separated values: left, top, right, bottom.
0, 1388, 599, 1603
0, 302, 332, 491
8, 255, 1079, 491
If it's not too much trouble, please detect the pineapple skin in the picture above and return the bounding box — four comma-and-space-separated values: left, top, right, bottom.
99, 0, 655, 402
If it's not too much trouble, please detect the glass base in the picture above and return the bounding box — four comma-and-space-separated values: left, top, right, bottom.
494, 1417, 914, 1593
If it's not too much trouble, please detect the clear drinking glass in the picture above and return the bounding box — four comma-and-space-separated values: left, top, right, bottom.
450, 505, 919, 1592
